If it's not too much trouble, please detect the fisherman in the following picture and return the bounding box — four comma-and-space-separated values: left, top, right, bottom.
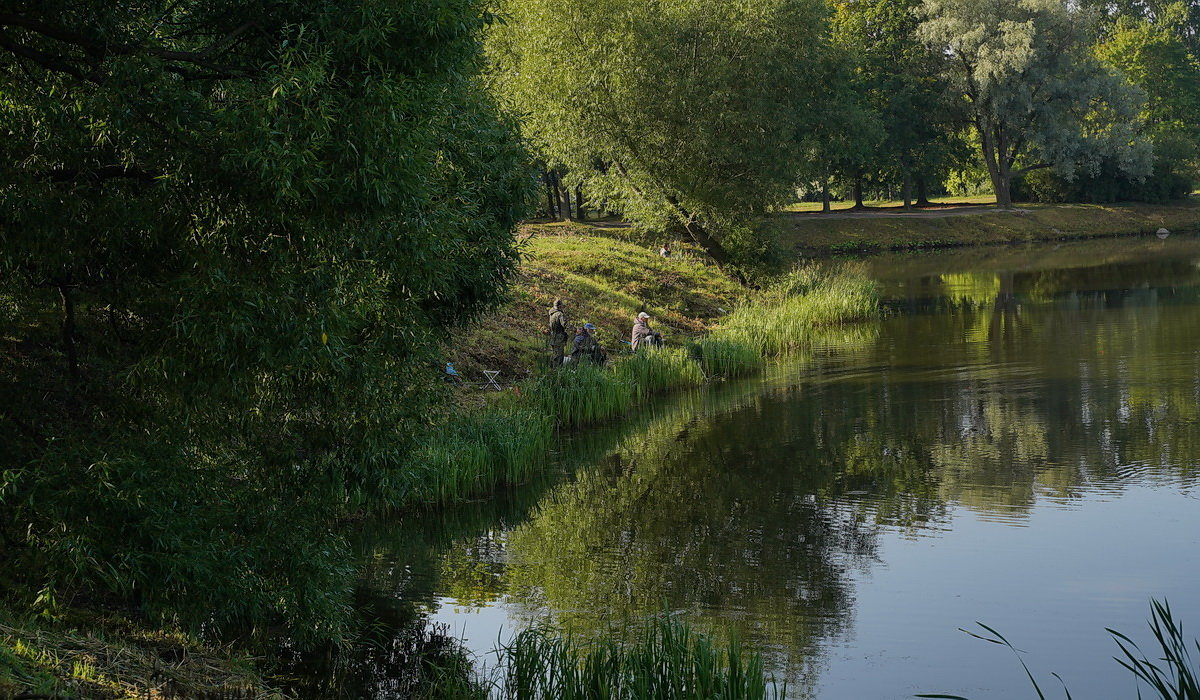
630, 311, 662, 351
659, 242, 671, 258
547, 298, 569, 367
569, 323, 607, 365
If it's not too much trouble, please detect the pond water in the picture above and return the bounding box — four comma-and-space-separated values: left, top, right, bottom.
365, 235, 1200, 698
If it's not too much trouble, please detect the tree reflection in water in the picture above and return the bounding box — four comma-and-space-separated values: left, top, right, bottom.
308, 239, 1200, 697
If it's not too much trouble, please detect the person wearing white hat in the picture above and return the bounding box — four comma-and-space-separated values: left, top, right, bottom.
631, 311, 662, 351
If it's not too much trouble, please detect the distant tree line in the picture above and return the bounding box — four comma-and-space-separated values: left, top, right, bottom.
490, 0, 1200, 262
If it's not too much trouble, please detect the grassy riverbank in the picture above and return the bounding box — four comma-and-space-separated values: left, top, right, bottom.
783, 199, 1200, 255
0, 609, 273, 699
408, 256, 878, 509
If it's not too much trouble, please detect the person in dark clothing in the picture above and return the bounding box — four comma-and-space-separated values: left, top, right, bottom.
547, 298, 569, 367
569, 323, 607, 365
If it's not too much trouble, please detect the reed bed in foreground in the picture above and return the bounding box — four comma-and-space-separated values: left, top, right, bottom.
917, 599, 1199, 700
614, 347, 707, 397
404, 407, 553, 504
688, 337, 763, 378
526, 362, 635, 427
497, 615, 784, 700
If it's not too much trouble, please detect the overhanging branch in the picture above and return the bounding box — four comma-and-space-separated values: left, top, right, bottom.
0, 12, 256, 79
40, 165, 161, 183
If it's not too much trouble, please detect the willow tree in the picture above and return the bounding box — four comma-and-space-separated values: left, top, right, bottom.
918, 0, 1151, 207
487, 0, 828, 267
0, 0, 532, 639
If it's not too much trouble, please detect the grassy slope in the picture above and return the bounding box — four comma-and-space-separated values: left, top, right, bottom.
0, 609, 270, 699
782, 199, 1200, 254
448, 221, 745, 380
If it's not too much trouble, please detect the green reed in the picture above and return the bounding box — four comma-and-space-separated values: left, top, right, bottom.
688, 337, 763, 378
497, 615, 784, 699
526, 362, 636, 427
614, 347, 707, 397
716, 267, 878, 357
918, 599, 1199, 700
404, 406, 553, 504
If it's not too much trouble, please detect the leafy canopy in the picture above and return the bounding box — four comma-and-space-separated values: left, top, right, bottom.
0, 0, 532, 640
918, 0, 1152, 205
487, 0, 829, 263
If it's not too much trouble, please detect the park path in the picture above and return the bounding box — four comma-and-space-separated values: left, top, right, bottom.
788, 204, 1024, 219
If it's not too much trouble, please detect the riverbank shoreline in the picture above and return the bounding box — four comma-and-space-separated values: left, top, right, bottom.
782, 198, 1200, 255
451, 198, 1200, 380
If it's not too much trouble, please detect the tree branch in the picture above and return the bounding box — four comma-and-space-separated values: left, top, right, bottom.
0, 12, 255, 78
1015, 163, 1052, 175
40, 165, 160, 183
0, 31, 87, 80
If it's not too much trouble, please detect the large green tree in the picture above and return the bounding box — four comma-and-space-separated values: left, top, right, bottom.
0, 0, 532, 639
829, 0, 957, 209
918, 0, 1152, 207
487, 0, 829, 267
1096, 7, 1200, 185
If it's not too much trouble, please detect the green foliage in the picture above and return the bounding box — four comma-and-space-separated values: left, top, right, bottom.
828, 0, 959, 200
1015, 163, 1194, 203
919, 0, 1152, 205
614, 348, 707, 398
0, 0, 533, 643
498, 615, 783, 699
1096, 10, 1200, 189
488, 0, 830, 263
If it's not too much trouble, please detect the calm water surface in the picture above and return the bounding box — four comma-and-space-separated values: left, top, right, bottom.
378, 236, 1200, 698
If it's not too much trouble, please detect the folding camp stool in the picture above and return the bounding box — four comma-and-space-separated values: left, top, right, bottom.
482, 370, 502, 391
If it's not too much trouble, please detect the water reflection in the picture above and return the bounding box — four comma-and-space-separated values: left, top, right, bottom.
354, 235, 1200, 698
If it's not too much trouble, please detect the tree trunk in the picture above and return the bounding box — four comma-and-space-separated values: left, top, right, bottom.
980, 127, 1013, 208
665, 196, 733, 268
915, 174, 932, 207
551, 172, 571, 220
821, 179, 831, 213
902, 168, 913, 211
544, 171, 558, 219
574, 183, 586, 221
59, 283, 79, 387
852, 172, 865, 210
608, 160, 740, 277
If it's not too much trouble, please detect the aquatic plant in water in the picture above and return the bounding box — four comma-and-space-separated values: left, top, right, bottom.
614, 346, 706, 397
497, 615, 785, 699
917, 599, 1199, 699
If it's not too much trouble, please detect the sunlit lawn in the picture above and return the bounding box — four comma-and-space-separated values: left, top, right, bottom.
782, 194, 996, 212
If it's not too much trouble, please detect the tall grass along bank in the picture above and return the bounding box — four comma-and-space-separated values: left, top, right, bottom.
498, 615, 785, 700
712, 264, 878, 357
409, 262, 879, 509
